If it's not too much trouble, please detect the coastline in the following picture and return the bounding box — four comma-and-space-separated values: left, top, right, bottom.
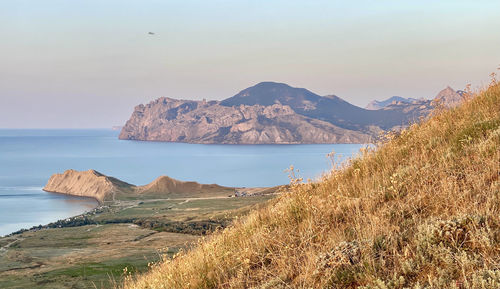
117, 136, 370, 145
0, 187, 277, 287
0, 190, 99, 237
44, 189, 101, 205
3, 185, 280, 237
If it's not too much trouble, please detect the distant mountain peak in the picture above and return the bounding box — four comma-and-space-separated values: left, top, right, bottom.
238, 82, 294, 93
220, 82, 318, 107
433, 86, 464, 108
366, 96, 420, 110
438, 86, 456, 95
253, 81, 293, 87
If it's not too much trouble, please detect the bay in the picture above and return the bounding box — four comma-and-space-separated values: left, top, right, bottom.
0, 129, 365, 236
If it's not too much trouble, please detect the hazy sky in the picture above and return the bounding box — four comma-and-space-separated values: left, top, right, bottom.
1, 0, 499, 128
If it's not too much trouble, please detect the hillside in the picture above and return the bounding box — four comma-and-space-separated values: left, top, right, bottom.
43, 169, 134, 202
136, 176, 234, 199
43, 170, 235, 203
119, 82, 461, 144
124, 82, 500, 288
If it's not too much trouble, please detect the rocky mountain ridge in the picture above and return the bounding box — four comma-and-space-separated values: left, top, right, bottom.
367, 86, 464, 110
119, 82, 464, 144
365, 96, 422, 110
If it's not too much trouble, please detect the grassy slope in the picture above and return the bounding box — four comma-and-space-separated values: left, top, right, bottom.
125, 83, 500, 289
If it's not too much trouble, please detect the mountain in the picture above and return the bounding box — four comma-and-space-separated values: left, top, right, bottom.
432, 86, 465, 108
43, 169, 234, 203
118, 93, 376, 144
366, 96, 421, 110
367, 87, 465, 110
220, 81, 322, 107
220, 82, 424, 131
119, 82, 463, 144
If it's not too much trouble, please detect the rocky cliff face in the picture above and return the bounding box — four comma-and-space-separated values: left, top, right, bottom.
119, 98, 373, 144
119, 82, 464, 144
43, 169, 134, 203
43, 170, 235, 202
432, 86, 465, 108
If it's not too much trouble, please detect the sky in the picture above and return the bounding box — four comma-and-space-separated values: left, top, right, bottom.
1, 0, 499, 128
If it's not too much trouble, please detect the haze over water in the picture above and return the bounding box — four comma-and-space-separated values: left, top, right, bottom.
0, 129, 364, 236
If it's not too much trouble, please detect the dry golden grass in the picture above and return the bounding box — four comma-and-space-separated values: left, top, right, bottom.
124, 81, 500, 289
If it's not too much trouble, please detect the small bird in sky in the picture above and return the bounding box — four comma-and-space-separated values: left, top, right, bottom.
148, 32, 155, 35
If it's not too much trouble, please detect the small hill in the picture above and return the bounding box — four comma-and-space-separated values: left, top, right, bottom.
138, 176, 234, 198
43, 169, 134, 202
124, 82, 500, 288
43, 170, 235, 203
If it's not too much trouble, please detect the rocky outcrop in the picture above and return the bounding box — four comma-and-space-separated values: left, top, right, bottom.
119, 82, 464, 144
119, 99, 373, 144
43, 170, 236, 203
367, 86, 465, 111
432, 86, 465, 108
43, 169, 134, 203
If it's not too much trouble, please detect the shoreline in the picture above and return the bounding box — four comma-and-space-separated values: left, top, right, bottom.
3, 204, 107, 237
0, 190, 100, 237
117, 137, 368, 145
2, 185, 281, 238
0, 188, 278, 287
44, 189, 101, 205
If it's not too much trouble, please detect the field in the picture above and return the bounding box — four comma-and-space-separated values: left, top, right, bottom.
0, 192, 276, 288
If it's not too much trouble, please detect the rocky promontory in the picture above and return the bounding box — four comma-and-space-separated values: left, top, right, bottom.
43, 169, 133, 203
43, 169, 241, 203
119, 99, 373, 144
119, 82, 464, 144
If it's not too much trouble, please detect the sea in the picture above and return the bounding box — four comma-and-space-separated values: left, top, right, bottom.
0, 129, 365, 236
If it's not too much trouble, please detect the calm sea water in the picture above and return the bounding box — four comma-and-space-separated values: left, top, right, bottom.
0, 129, 364, 236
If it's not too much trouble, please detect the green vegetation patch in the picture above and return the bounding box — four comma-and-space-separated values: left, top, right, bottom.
452, 118, 500, 151
32, 255, 156, 289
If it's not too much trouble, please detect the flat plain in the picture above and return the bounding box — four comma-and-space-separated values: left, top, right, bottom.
0, 191, 276, 288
